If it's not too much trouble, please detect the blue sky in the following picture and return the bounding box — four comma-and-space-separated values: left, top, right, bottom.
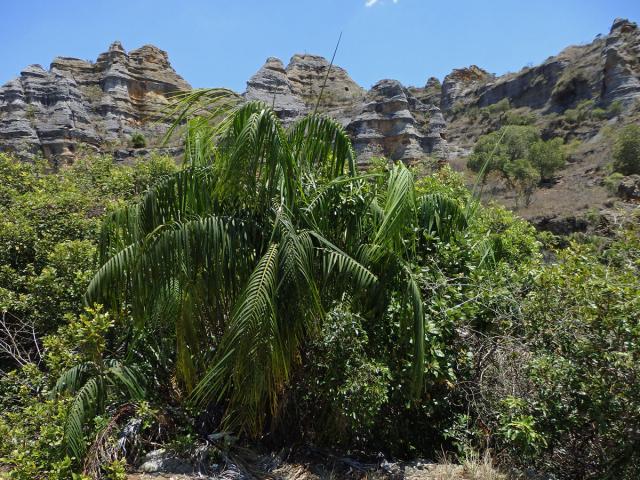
1, 1, 638, 91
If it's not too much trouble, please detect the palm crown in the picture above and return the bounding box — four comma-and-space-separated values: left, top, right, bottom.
83, 90, 470, 437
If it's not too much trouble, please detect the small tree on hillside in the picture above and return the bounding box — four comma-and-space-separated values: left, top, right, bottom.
507, 159, 540, 207
528, 137, 565, 182
467, 126, 565, 207
613, 124, 640, 175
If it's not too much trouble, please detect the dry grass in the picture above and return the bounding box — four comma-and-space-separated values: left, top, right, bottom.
399, 451, 506, 480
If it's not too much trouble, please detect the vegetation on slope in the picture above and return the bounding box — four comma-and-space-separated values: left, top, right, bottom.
0, 96, 638, 479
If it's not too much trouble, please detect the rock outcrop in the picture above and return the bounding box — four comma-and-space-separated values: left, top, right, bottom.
244, 55, 446, 165
440, 66, 494, 112
437, 18, 640, 115
602, 18, 640, 106
244, 57, 306, 124
2, 17, 639, 172
0, 41, 190, 162
618, 174, 640, 201
285, 54, 365, 120
347, 79, 447, 166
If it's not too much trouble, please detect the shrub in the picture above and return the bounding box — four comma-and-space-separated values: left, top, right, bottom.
0, 365, 73, 479
607, 100, 623, 118
463, 230, 640, 478
591, 107, 607, 120
299, 307, 390, 446
488, 98, 511, 115
613, 124, 640, 175
527, 137, 565, 181
467, 126, 564, 195
130, 132, 147, 149
604, 172, 625, 194
507, 158, 540, 207
503, 110, 536, 126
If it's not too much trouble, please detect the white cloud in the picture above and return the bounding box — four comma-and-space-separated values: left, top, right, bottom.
365, 0, 398, 6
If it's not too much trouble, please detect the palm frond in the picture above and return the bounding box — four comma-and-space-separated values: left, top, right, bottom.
287, 114, 356, 177
373, 163, 416, 253
63, 377, 105, 459
191, 243, 281, 435
161, 88, 241, 146
106, 360, 146, 401
417, 193, 468, 242
52, 362, 95, 396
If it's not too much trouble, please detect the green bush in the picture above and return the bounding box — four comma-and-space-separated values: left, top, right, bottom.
130, 132, 147, 149
0, 365, 73, 479
591, 107, 607, 120
503, 110, 536, 126
604, 172, 625, 194
528, 137, 565, 182
0, 153, 177, 357
459, 229, 640, 478
467, 126, 565, 194
613, 124, 640, 175
299, 307, 390, 446
607, 100, 623, 118
488, 98, 511, 115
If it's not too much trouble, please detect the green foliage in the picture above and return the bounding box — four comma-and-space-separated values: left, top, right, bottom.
0, 360, 74, 479
506, 158, 540, 207
299, 307, 390, 446
0, 152, 174, 476
613, 124, 640, 175
86, 96, 491, 441
502, 110, 537, 126
528, 137, 565, 181
607, 100, 623, 118
457, 227, 640, 478
130, 132, 147, 149
0, 152, 177, 368
563, 98, 622, 124
0, 91, 638, 479
604, 172, 625, 194
53, 306, 146, 459
102, 459, 127, 480
467, 126, 565, 206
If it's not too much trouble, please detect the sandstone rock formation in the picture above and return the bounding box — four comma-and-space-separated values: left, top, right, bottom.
440, 66, 494, 112
1, 17, 639, 176
436, 18, 640, 115
244, 57, 306, 124
347, 79, 447, 166
244, 55, 447, 165
602, 18, 640, 106
286, 54, 365, 108
0, 41, 190, 162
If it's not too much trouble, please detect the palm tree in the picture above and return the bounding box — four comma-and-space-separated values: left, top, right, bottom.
85, 91, 469, 436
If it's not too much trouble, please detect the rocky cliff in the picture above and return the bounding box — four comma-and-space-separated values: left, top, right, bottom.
0, 41, 190, 163
244, 55, 448, 166
437, 18, 640, 117
1, 18, 639, 231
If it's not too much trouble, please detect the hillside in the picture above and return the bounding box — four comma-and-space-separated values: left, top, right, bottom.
1, 19, 639, 232
1, 16, 640, 479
